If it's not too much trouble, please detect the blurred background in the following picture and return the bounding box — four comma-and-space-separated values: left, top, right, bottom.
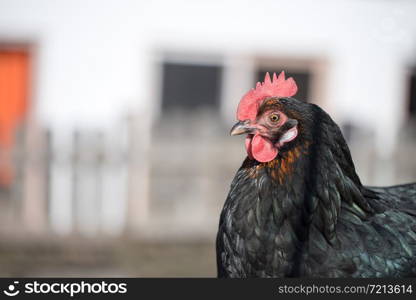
0, 0, 415, 277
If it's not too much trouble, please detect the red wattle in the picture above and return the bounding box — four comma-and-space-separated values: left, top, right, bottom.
250, 134, 278, 163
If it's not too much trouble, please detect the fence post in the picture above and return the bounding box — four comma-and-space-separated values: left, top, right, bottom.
125, 112, 151, 235
21, 118, 48, 234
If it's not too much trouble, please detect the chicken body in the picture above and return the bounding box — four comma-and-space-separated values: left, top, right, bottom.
216, 97, 416, 277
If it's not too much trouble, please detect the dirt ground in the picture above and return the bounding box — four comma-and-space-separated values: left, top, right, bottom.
0, 237, 217, 277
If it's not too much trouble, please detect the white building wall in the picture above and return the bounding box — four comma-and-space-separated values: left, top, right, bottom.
0, 0, 414, 138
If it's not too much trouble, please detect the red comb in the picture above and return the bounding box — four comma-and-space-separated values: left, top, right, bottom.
236, 71, 298, 121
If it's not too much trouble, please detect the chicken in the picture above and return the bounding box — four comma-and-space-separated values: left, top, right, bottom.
216, 72, 416, 278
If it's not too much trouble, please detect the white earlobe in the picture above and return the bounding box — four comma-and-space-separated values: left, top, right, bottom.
278, 126, 298, 145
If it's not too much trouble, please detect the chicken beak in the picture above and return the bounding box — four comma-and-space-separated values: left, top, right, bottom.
230, 120, 253, 136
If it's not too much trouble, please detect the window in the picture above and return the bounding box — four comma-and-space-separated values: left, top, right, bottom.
408, 67, 416, 120
161, 63, 222, 111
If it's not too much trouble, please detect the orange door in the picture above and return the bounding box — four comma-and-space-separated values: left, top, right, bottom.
0, 50, 30, 187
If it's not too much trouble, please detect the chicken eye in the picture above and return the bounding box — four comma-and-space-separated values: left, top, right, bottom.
269, 113, 280, 123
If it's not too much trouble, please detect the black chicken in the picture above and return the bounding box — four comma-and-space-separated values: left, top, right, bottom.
216, 72, 416, 277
